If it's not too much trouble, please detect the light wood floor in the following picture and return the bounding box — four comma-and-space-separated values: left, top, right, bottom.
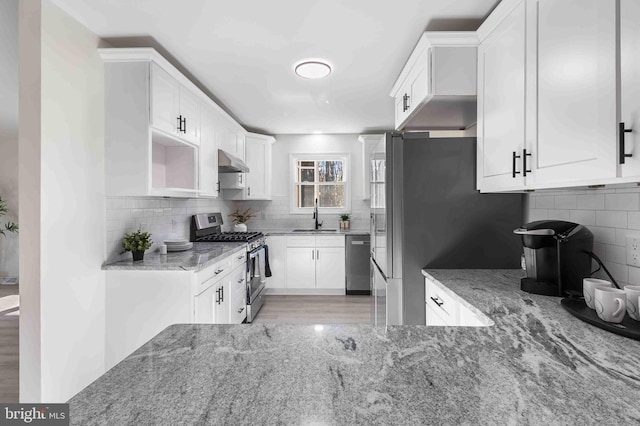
252, 295, 372, 324
0, 284, 19, 403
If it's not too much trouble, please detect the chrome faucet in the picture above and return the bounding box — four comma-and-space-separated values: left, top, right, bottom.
313, 198, 323, 230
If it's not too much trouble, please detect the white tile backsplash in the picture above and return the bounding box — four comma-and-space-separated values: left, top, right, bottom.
105, 196, 232, 264
529, 186, 640, 288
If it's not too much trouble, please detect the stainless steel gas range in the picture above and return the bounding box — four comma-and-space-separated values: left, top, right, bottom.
191, 213, 267, 323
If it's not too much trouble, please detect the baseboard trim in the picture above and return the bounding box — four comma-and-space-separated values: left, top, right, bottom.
265, 288, 346, 296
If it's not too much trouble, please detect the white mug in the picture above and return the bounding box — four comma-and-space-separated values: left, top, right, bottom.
623, 285, 640, 321
583, 278, 612, 309
159, 244, 168, 255
594, 287, 627, 323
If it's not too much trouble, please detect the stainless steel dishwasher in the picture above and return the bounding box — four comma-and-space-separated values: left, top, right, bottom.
346, 235, 371, 295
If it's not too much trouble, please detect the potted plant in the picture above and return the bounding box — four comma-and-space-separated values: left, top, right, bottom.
120, 228, 153, 261
340, 213, 351, 230
229, 208, 255, 232
0, 197, 18, 238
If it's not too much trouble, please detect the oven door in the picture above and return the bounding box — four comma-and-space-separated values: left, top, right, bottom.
247, 246, 266, 304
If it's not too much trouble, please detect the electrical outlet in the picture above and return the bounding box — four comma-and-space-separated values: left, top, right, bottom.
627, 236, 640, 267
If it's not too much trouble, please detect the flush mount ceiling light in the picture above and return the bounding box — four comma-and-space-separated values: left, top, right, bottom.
294, 60, 332, 79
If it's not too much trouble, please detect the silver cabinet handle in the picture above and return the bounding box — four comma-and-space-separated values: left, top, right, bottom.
430, 296, 443, 307
238, 307, 245, 314
214, 268, 224, 275
512, 228, 555, 236
312, 250, 314, 260
238, 278, 245, 284
248, 187, 251, 196
316, 249, 319, 259
237, 255, 245, 260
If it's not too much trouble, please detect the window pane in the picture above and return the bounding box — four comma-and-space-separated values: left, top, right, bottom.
300, 169, 315, 182
300, 161, 314, 167
318, 161, 343, 182
318, 185, 344, 208
297, 185, 315, 208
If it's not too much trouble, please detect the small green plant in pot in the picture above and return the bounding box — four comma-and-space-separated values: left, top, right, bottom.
339, 214, 351, 230
121, 228, 153, 261
0, 197, 18, 237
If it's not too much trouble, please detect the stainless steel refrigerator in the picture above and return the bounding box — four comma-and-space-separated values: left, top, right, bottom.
370, 132, 524, 326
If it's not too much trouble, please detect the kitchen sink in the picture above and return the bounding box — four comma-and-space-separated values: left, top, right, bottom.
292, 229, 338, 232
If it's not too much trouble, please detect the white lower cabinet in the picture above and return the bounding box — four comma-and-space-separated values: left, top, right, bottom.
281, 235, 346, 294
424, 277, 490, 327
105, 247, 246, 370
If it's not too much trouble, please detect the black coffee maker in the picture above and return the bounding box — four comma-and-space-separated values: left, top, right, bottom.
514, 220, 594, 297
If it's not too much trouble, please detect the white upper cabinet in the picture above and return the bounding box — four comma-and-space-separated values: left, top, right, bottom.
150, 63, 200, 145
620, 0, 640, 177
529, 0, 617, 185
358, 134, 383, 200
476, 0, 621, 192
100, 48, 248, 198
221, 132, 275, 200
477, 0, 527, 192
150, 64, 179, 135
391, 32, 479, 131
198, 102, 219, 198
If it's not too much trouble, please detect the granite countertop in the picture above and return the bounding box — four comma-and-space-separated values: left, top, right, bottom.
262, 228, 369, 236
68, 269, 640, 425
102, 242, 246, 272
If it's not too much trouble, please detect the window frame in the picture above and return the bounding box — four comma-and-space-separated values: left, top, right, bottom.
289, 153, 351, 215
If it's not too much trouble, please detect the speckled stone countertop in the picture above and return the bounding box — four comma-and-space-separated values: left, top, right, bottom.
102, 242, 246, 272
68, 269, 640, 425
262, 228, 369, 236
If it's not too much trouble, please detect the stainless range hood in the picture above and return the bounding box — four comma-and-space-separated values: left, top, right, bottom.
218, 149, 249, 173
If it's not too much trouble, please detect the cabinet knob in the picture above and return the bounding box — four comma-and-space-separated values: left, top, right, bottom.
238, 278, 245, 284
238, 307, 245, 314
215, 268, 224, 275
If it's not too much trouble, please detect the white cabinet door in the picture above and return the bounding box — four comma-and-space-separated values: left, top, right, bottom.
215, 282, 230, 324
425, 303, 450, 326
199, 102, 219, 197
265, 236, 286, 289
245, 137, 268, 200
531, 0, 617, 184
236, 132, 246, 189
194, 284, 215, 324
621, 0, 640, 176
315, 247, 345, 289
150, 63, 179, 135
286, 248, 316, 289
179, 86, 200, 145
229, 265, 247, 324
477, 0, 526, 191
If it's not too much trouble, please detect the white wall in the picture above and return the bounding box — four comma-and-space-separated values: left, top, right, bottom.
528, 185, 640, 288
20, 0, 108, 402
0, 0, 19, 277
236, 134, 370, 231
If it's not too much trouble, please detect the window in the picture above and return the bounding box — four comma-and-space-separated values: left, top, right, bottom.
291, 154, 350, 213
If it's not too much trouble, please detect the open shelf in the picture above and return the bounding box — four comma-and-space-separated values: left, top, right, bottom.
151, 130, 197, 192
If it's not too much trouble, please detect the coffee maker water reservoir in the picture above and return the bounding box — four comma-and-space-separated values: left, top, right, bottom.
514, 220, 594, 297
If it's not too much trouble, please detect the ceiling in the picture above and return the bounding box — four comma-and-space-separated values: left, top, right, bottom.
51, 0, 500, 135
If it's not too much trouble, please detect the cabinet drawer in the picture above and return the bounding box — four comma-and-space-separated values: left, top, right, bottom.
231, 249, 247, 269
230, 265, 247, 323
315, 235, 345, 248
286, 235, 315, 247
196, 256, 233, 293
425, 279, 458, 324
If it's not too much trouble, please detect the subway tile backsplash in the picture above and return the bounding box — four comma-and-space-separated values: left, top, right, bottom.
528, 184, 640, 288
232, 195, 371, 232
105, 197, 233, 264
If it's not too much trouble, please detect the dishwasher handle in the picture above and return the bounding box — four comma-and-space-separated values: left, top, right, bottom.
351, 241, 370, 245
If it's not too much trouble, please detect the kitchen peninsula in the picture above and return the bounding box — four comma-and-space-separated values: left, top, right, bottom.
68, 270, 640, 425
